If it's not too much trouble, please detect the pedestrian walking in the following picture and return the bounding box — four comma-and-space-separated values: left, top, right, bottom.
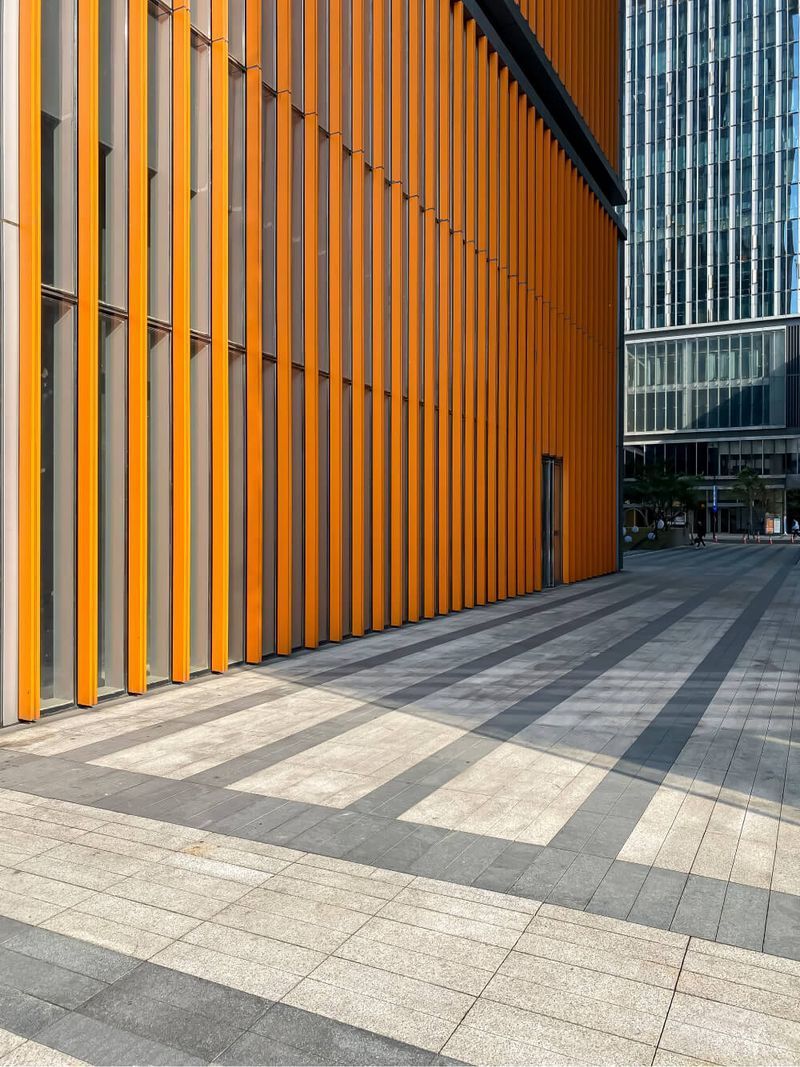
791, 519, 799, 544
694, 516, 707, 548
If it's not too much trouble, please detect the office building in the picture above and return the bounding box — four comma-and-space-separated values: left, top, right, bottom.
0, 0, 623, 724
624, 0, 800, 534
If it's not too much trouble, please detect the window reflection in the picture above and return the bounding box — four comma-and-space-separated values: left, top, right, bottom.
98, 315, 127, 697
99, 0, 127, 308
148, 329, 171, 682
228, 350, 246, 664
41, 297, 76, 710
229, 65, 246, 345
148, 2, 172, 322
191, 36, 211, 335
190, 341, 211, 672
41, 0, 76, 292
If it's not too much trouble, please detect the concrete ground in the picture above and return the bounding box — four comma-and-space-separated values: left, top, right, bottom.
0, 543, 798, 1065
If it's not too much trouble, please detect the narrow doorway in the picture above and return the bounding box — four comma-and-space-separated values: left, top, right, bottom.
542, 456, 563, 589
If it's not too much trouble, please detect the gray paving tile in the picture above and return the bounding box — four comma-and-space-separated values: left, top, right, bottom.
213, 1031, 321, 1066
34, 1010, 203, 1066
4, 926, 140, 983
0, 984, 67, 1039
0, 918, 31, 946
546, 853, 614, 909
251, 1002, 435, 1065
512, 847, 577, 900
717, 883, 769, 952
670, 875, 727, 941
627, 867, 688, 930
763, 891, 800, 960
111, 962, 271, 1029
79, 984, 247, 1061
0, 946, 105, 1009
585, 859, 650, 920
373, 825, 452, 871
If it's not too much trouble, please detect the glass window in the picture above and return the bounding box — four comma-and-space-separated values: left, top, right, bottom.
229, 64, 246, 345
190, 340, 211, 671
148, 2, 172, 321
191, 36, 211, 336
99, 0, 127, 308
41, 0, 76, 292
41, 297, 76, 709
191, 0, 210, 36
229, 0, 245, 63
148, 328, 171, 682
228, 350, 246, 663
98, 314, 127, 697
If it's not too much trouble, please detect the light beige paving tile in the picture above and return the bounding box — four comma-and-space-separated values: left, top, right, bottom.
378, 900, 521, 949
0, 826, 68, 858
240, 884, 373, 934
42, 909, 173, 959
13, 854, 126, 892
690, 831, 738, 882
618, 781, 688, 866
670, 991, 800, 1054
141, 861, 251, 903
152, 847, 271, 888
91, 820, 208, 851
0, 889, 67, 926
500, 948, 674, 1017
0, 1031, 25, 1061
283, 976, 456, 1052
282, 860, 401, 901
184, 919, 325, 976
523, 914, 686, 967
652, 1051, 713, 1066
659, 1019, 798, 1066
211, 901, 349, 954
677, 970, 800, 1024
411, 877, 541, 917
688, 937, 800, 979
441, 1025, 574, 1065
483, 972, 665, 1046
150, 939, 301, 1000
461, 996, 654, 1065
683, 945, 800, 999
0, 1040, 87, 1066
104, 876, 228, 920
357, 916, 509, 973
538, 904, 688, 949
184, 842, 291, 875
204, 833, 305, 865
513, 930, 679, 989
73, 892, 201, 939
335, 932, 493, 996
40, 842, 147, 879
294, 852, 411, 884
310, 956, 474, 1023
253, 871, 386, 916
391, 885, 531, 932
516, 766, 610, 846
0, 869, 95, 908
0, 798, 106, 833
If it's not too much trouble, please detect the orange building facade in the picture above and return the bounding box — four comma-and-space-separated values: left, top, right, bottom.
3, 0, 624, 724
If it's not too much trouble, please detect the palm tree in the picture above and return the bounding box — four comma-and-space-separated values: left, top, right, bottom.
732, 467, 769, 533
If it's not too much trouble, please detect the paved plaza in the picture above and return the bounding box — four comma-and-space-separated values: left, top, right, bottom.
0, 544, 798, 1064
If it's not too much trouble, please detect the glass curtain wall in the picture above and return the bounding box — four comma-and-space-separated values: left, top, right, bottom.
41, 300, 76, 709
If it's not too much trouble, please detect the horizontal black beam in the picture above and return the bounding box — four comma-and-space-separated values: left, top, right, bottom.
463, 0, 627, 230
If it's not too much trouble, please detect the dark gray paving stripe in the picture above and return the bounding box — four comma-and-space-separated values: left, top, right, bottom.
347, 555, 773, 820
1, 743, 798, 961
59, 577, 620, 765
185, 583, 656, 789
0, 919, 453, 1066
548, 552, 797, 857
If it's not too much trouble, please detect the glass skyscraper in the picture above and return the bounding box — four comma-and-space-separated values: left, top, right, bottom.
624, 0, 800, 533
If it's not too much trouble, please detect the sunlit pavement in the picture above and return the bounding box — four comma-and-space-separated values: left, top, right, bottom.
0, 543, 798, 1065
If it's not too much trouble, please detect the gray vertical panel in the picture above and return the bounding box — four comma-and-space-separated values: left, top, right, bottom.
292, 367, 304, 649
319, 374, 330, 643
1, 0, 19, 724
262, 358, 277, 655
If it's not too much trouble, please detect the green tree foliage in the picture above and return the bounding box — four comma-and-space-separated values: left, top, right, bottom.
731, 467, 769, 531
628, 464, 702, 527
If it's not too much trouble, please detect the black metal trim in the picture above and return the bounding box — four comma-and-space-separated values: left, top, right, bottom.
462, 0, 626, 229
